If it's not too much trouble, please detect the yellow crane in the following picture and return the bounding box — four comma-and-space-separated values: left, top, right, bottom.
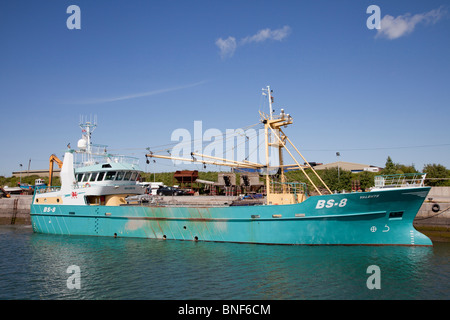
49, 154, 63, 186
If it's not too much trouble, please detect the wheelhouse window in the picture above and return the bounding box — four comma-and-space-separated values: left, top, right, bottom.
82, 173, 90, 182
105, 171, 116, 181
124, 171, 132, 180
130, 172, 137, 181
97, 172, 105, 181
116, 171, 125, 181
76, 174, 83, 182
90, 172, 98, 182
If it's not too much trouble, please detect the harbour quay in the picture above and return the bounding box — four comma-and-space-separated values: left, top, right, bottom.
1, 187, 449, 241
414, 187, 450, 241
0, 195, 32, 225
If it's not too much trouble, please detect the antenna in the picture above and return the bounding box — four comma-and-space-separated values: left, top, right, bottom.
262, 86, 274, 119
78, 115, 98, 165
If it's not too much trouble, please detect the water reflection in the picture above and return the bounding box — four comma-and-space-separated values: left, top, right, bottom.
1, 226, 447, 300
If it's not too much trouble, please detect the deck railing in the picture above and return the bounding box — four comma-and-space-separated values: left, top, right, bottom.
269, 181, 308, 196
34, 186, 61, 194
374, 173, 426, 189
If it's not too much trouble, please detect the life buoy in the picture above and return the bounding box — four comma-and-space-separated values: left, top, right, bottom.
84, 183, 91, 188
432, 204, 440, 213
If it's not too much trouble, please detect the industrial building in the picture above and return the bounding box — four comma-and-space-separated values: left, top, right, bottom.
312, 161, 382, 173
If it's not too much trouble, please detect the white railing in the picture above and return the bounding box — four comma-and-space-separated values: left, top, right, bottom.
374, 173, 426, 189
74, 152, 140, 168
34, 186, 61, 194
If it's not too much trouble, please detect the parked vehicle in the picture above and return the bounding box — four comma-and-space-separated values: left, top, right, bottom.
156, 186, 185, 196
243, 193, 263, 199
0, 187, 11, 198
183, 189, 195, 196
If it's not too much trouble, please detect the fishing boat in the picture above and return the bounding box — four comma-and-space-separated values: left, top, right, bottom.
30, 88, 432, 246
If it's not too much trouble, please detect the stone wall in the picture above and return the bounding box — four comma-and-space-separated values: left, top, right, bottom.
0, 195, 32, 225
414, 187, 450, 228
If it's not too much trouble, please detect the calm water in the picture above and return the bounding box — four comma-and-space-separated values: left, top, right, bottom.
0, 225, 449, 300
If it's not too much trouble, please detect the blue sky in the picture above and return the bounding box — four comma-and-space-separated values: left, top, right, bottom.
1, 0, 449, 176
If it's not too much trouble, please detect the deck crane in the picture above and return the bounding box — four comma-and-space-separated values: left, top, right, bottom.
49, 154, 63, 186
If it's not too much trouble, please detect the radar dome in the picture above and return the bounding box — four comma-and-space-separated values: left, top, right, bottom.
77, 138, 87, 150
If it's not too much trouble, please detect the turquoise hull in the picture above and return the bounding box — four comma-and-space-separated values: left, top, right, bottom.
30, 187, 432, 246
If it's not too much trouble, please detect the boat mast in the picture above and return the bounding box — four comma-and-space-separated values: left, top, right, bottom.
262, 86, 289, 196
79, 115, 97, 165
267, 85, 274, 120
260, 87, 332, 196
262, 86, 274, 197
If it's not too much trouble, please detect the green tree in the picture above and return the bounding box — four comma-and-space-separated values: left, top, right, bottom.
321, 167, 352, 192
382, 156, 397, 175
423, 163, 450, 186
356, 171, 376, 191
397, 164, 417, 174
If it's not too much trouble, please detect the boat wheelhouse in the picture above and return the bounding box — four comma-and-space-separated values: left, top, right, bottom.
33, 119, 145, 207
75, 162, 142, 189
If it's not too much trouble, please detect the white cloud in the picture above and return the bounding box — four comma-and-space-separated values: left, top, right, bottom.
216, 26, 291, 59
67, 81, 208, 104
241, 25, 291, 44
215, 36, 237, 60
376, 7, 446, 40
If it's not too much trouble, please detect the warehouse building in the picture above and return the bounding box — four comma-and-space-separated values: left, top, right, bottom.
312, 161, 382, 173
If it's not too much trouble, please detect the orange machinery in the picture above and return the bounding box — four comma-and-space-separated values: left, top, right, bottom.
49, 154, 63, 186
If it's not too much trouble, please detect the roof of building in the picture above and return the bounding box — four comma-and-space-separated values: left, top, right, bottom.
313, 161, 382, 172
12, 169, 61, 177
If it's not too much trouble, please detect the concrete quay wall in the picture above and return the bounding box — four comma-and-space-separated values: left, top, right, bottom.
426, 186, 450, 199
413, 187, 450, 241
0, 195, 32, 225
